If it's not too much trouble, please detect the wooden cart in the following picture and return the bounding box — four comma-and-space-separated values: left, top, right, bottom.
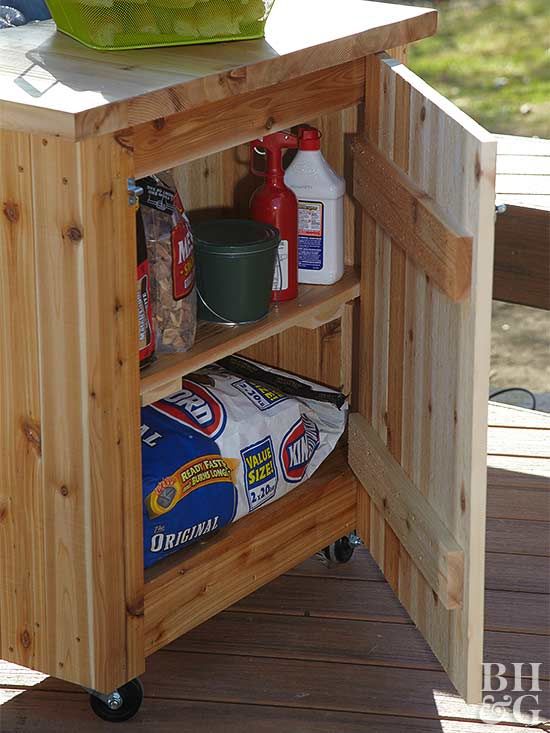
0, 0, 496, 720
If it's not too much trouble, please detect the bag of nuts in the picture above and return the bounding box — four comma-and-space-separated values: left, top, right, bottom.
138, 173, 197, 355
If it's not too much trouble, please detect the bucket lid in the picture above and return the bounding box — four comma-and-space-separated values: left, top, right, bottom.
193, 219, 280, 255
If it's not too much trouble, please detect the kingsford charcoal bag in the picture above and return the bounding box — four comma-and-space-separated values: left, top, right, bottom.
141, 356, 348, 568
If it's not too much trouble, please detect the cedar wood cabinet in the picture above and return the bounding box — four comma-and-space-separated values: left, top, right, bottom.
0, 0, 496, 706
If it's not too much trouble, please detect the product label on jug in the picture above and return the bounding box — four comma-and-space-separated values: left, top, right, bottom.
298, 201, 324, 271
272, 239, 289, 291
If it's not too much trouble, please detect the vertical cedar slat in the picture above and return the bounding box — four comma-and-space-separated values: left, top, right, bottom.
384, 64, 411, 592
0, 130, 45, 671
355, 54, 383, 552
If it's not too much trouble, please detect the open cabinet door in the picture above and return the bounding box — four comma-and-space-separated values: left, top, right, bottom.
349, 53, 496, 703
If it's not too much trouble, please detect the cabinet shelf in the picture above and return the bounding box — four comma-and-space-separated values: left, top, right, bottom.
140, 266, 360, 405
143, 446, 357, 656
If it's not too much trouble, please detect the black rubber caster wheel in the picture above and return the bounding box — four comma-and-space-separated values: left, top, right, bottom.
323, 535, 355, 563
89, 678, 144, 723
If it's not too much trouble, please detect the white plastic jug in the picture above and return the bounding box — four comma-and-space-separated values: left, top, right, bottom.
285, 126, 345, 285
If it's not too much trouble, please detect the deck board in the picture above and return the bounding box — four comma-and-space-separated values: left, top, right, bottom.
0, 402, 548, 730
495, 134, 550, 211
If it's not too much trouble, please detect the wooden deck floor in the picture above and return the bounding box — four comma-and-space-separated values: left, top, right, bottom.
1, 402, 548, 732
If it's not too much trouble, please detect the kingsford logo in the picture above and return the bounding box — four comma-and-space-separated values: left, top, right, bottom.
152, 380, 227, 439
280, 414, 320, 483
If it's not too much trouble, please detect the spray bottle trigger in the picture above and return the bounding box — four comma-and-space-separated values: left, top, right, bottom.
250, 142, 267, 178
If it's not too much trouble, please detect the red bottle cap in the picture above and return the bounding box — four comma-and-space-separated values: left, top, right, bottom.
298, 126, 321, 151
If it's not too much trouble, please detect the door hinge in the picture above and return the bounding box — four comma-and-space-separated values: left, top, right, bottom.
127, 178, 143, 207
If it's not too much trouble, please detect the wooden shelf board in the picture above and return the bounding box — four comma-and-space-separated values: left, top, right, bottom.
143, 446, 357, 656
140, 266, 360, 405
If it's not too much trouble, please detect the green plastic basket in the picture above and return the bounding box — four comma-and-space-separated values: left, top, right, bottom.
45, 0, 276, 51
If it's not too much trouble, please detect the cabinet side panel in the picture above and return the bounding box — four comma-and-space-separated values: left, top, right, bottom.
28, 134, 144, 691
0, 131, 47, 671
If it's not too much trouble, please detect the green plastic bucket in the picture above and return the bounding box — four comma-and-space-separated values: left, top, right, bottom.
193, 219, 280, 325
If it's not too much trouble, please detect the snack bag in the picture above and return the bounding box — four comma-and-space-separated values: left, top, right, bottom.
141, 357, 347, 568
138, 173, 197, 355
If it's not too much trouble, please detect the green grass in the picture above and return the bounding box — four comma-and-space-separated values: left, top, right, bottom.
393, 0, 550, 136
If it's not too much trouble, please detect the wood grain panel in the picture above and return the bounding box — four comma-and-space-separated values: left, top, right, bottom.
352, 52, 497, 703
493, 205, 550, 309
140, 268, 360, 405
132, 61, 364, 177
349, 415, 464, 609
352, 137, 473, 300
0, 131, 45, 671
28, 133, 144, 692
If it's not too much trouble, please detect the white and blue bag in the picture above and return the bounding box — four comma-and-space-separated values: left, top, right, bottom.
141, 356, 347, 568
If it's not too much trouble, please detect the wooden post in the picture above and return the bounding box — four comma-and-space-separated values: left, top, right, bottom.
0, 129, 144, 692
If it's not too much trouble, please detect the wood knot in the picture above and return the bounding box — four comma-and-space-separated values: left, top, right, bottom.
22, 419, 41, 456
59, 485, 69, 497
420, 106, 426, 122
408, 328, 414, 343
432, 589, 439, 606
411, 198, 419, 224
63, 225, 82, 243
228, 67, 246, 81
427, 401, 433, 416
126, 599, 144, 618
460, 484, 466, 513
114, 133, 134, 155
20, 630, 31, 649
3, 201, 20, 223
474, 154, 482, 182
265, 116, 275, 131
153, 117, 166, 131
0, 502, 8, 523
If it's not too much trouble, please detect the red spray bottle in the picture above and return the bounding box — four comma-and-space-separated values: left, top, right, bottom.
250, 132, 299, 302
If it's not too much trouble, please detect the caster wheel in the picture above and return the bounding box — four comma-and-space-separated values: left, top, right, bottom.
89, 678, 144, 723
323, 535, 355, 563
